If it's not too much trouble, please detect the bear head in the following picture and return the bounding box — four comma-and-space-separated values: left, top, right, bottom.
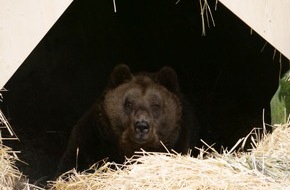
102, 64, 183, 156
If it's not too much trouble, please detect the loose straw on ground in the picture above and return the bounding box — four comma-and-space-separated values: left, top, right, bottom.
0, 143, 22, 190
0, 142, 46, 190
50, 123, 290, 190
0, 108, 44, 190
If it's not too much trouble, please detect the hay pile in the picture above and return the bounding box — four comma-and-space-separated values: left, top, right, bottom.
50, 123, 290, 190
0, 142, 44, 190
0, 111, 44, 189
0, 143, 23, 189
252, 124, 290, 183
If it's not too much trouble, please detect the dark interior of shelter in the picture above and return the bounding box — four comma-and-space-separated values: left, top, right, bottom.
0, 0, 289, 186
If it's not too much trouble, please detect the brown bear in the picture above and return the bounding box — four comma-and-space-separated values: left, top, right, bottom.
56, 64, 199, 175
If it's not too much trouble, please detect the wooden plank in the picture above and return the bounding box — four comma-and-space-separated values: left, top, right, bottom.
219, 0, 290, 60
0, 0, 73, 89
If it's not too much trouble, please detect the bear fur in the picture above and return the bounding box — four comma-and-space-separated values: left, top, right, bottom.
57, 64, 199, 175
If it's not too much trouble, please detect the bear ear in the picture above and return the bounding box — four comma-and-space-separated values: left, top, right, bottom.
109, 64, 132, 88
156, 66, 179, 93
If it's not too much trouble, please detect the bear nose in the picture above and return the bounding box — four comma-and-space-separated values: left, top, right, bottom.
135, 121, 149, 134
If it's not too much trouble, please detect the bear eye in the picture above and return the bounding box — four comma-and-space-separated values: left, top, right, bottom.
151, 104, 160, 112
124, 99, 133, 110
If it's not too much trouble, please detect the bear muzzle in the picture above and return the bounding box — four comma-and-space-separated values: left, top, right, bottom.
135, 120, 149, 134
134, 120, 150, 143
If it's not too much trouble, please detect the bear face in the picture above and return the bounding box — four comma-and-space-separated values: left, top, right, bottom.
103, 65, 183, 156
57, 64, 198, 176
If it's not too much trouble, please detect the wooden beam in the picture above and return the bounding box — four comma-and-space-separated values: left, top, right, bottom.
0, 0, 73, 89
219, 0, 290, 60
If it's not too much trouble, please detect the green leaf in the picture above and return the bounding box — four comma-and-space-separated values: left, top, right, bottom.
270, 70, 290, 125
